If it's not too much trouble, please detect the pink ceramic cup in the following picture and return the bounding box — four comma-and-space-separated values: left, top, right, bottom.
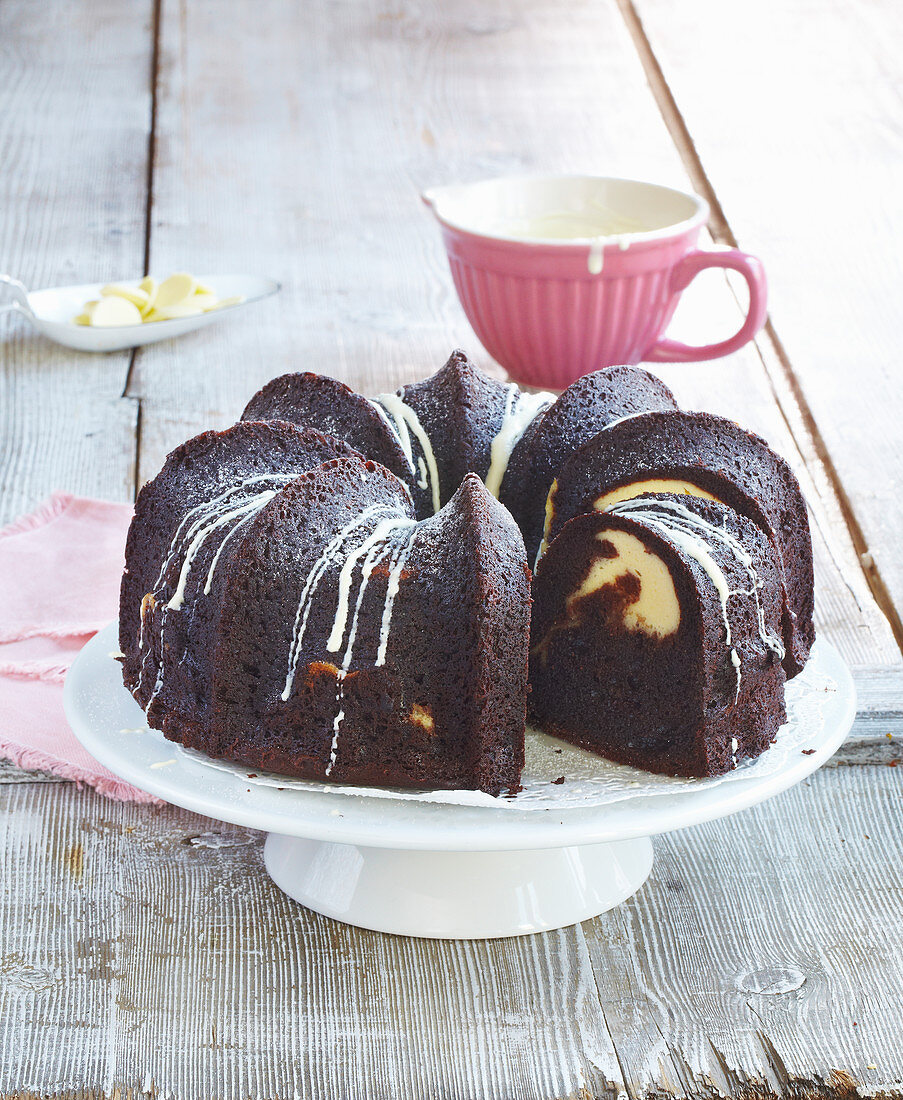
422, 175, 767, 390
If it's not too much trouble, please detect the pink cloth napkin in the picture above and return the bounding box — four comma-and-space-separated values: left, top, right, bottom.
0, 493, 160, 802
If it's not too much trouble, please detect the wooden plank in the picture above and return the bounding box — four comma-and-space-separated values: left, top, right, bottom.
1, 768, 901, 1097
0, 783, 625, 1100
0, 0, 153, 524
130, 0, 899, 676
621, 0, 903, 649
131, 0, 691, 472
583, 762, 903, 1097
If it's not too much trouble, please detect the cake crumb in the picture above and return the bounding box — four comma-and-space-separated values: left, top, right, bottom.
552, 776, 565, 785
802, 748, 816, 755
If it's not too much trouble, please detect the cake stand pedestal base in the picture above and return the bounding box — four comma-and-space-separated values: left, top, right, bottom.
263, 833, 654, 939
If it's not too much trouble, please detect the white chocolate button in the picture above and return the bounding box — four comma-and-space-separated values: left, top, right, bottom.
147, 302, 204, 320
101, 283, 149, 309
88, 297, 143, 327
191, 293, 219, 311
72, 273, 243, 326
155, 272, 196, 308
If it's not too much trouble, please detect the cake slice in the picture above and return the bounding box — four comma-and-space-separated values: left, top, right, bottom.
542, 410, 814, 676
529, 495, 788, 777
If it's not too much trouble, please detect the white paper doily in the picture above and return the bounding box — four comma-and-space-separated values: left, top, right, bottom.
168, 655, 837, 812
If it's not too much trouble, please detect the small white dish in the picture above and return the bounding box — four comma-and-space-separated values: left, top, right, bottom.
65, 626, 855, 939
0, 272, 280, 352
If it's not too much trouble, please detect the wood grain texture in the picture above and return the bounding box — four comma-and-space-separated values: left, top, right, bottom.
0, 0, 153, 524
0, 783, 624, 1100
130, 0, 692, 474
1, 770, 901, 1098
624, 0, 903, 647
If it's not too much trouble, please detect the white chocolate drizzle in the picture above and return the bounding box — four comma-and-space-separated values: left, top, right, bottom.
153, 474, 297, 610
322, 521, 418, 774
371, 393, 441, 514
168, 491, 278, 610
281, 503, 396, 701
484, 384, 554, 499
139, 473, 298, 705
325, 516, 417, 653
607, 497, 785, 700
279, 501, 418, 775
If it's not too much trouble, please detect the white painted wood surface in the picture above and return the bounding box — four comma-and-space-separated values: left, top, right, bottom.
0, 0, 150, 522
2, 769, 902, 1098
625, 0, 903, 648
1, 0, 902, 1096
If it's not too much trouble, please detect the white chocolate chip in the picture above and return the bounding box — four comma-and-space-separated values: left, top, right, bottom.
72, 273, 243, 327
88, 296, 143, 327
155, 272, 197, 308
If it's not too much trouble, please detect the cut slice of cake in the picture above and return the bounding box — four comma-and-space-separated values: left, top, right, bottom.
529, 494, 788, 777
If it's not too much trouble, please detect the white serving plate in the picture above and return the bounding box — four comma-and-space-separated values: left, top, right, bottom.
0, 272, 279, 351
65, 624, 855, 939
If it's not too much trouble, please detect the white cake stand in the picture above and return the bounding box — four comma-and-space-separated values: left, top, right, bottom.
65, 625, 855, 939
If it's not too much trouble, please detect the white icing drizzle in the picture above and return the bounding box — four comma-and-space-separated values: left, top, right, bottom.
326, 516, 417, 653
376, 530, 418, 666
731, 649, 742, 703
139, 473, 297, 706
484, 384, 554, 499
607, 497, 785, 700
280, 504, 417, 776
326, 673, 346, 776
587, 239, 604, 275
151, 474, 296, 610
323, 524, 417, 774
168, 490, 282, 610
281, 503, 396, 701
371, 393, 442, 514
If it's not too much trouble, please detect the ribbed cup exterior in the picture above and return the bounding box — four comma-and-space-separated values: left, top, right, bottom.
441, 225, 700, 390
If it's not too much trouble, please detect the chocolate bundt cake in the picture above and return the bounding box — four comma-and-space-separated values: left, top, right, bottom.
541, 410, 814, 676
530, 495, 788, 776
119, 351, 815, 792
121, 427, 529, 794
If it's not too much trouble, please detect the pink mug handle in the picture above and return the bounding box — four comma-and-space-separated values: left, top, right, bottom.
645, 249, 767, 363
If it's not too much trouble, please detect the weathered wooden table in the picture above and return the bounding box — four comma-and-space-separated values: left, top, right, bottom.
2, 1, 901, 1096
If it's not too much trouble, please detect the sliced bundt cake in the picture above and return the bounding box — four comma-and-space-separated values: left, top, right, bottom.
120, 352, 816, 793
